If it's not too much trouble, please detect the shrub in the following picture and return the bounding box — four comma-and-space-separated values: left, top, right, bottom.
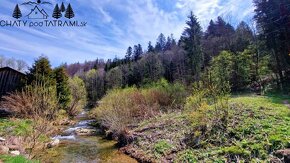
92, 87, 147, 135
185, 81, 230, 147
153, 140, 173, 156
1, 82, 58, 120
92, 80, 186, 137
144, 79, 187, 109
175, 150, 197, 163
67, 76, 87, 117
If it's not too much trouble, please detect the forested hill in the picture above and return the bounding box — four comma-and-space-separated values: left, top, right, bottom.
64, 1, 290, 106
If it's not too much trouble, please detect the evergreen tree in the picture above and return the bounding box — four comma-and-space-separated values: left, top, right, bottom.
155, 33, 166, 52
147, 41, 154, 53
52, 4, 62, 19
234, 21, 253, 52
133, 44, 143, 61
28, 56, 55, 85
125, 46, 132, 62
53, 66, 71, 110
164, 36, 172, 51
60, 2, 66, 12
203, 17, 235, 66
181, 12, 203, 81
254, 0, 290, 89
65, 3, 75, 19
12, 4, 22, 19
140, 53, 164, 83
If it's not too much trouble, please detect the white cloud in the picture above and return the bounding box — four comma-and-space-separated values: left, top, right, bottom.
0, 0, 254, 66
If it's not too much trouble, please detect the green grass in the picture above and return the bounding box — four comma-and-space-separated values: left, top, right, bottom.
130, 95, 290, 162
153, 140, 173, 156
0, 155, 40, 163
0, 118, 32, 136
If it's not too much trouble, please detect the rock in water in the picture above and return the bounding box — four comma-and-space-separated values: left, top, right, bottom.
0, 137, 5, 141
47, 139, 60, 148
10, 150, 20, 156
75, 128, 97, 136
0, 145, 9, 154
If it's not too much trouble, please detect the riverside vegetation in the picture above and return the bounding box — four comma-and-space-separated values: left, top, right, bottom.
1, 0, 290, 162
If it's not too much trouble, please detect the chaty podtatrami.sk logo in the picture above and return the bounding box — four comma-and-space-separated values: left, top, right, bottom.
1, 0, 87, 27
13, 0, 74, 19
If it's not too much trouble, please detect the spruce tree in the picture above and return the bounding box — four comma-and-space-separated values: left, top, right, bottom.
52, 4, 62, 19
180, 11, 203, 81
147, 41, 154, 53
28, 56, 55, 85
254, 0, 290, 89
53, 66, 71, 110
12, 4, 22, 19
125, 46, 132, 62
65, 3, 75, 19
60, 2, 66, 12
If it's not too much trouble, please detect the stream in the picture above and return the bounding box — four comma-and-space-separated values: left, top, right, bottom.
39, 111, 137, 163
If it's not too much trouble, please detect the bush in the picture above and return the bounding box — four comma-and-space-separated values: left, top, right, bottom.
153, 140, 173, 156
67, 76, 87, 117
92, 79, 187, 136
92, 87, 147, 135
185, 81, 230, 147
1, 82, 58, 120
175, 150, 197, 163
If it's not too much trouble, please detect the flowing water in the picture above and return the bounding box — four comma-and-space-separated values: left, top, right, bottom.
39, 111, 137, 163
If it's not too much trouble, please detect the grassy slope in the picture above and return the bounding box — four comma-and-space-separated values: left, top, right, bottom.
122, 95, 290, 162
0, 119, 38, 163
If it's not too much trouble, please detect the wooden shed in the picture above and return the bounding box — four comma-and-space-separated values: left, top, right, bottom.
0, 67, 26, 98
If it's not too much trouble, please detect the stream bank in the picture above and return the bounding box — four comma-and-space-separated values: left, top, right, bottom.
38, 111, 137, 163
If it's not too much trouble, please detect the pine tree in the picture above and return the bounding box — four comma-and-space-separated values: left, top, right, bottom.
65, 3, 75, 19
133, 44, 143, 61
181, 12, 203, 82
147, 41, 154, 53
12, 4, 22, 19
60, 2, 66, 12
125, 46, 132, 62
155, 33, 166, 52
53, 66, 71, 110
52, 4, 62, 19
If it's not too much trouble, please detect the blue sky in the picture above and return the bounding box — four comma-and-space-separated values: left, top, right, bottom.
0, 0, 254, 67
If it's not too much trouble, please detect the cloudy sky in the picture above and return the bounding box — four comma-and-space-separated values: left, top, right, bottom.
0, 0, 254, 66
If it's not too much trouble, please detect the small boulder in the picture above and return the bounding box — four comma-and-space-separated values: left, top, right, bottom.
0, 145, 9, 154
10, 150, 20, 156
0, 137, 5, 141
75, 128, 97, 136
47, 139, 60, 148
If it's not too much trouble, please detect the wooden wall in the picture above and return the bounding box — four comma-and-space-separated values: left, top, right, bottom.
0, 67, 25, 98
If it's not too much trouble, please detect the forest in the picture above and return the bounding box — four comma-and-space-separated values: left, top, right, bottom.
0, 0, 290, 162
